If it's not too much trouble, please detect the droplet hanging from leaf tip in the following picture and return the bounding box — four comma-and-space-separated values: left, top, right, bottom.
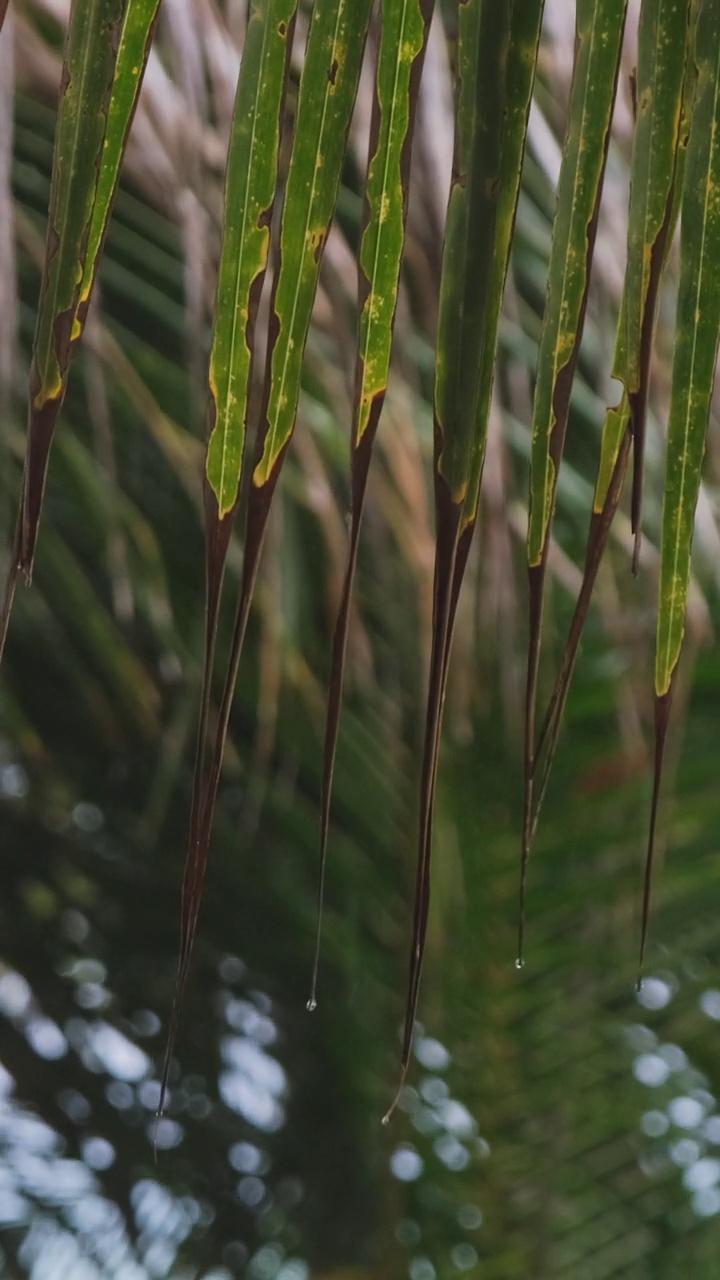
381, 1096, 398, 1126
516, 912, 526, 971
383, 1061, 408, 1126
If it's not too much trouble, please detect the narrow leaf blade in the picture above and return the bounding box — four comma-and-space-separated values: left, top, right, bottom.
625, 0, 692, 562
643, 0, 720, 973
526, 0, 627, 566
75, 0, 162, 335
388, 0, 544, 1104
165, 0, 373, 1112
159, 0, 298, 1119
655, 2, 720, 700
313, 0, 435, 1007
254, 0, 375, 488
532, 0, 696, 841
21, 0, 126, 575
205, 0, 373, 871
522, 0, 627, 960
206, 0, 299, 519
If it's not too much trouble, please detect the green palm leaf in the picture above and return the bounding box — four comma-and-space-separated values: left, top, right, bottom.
625, 0, 693, 563
159, 0, 299, 1117
313, 0, 435, 1009
19, 0, 125, 575
254, 0, 374, 489
205, 0, 299, 521
206, 0, 373, 842
522, 0, 627, 960
77, 0, 161, 336
531, 0, 695, 851
642, 0, 720, 973
1, 0, 160, 653
167, 0, 374, 1112
388, 0, 544, 1108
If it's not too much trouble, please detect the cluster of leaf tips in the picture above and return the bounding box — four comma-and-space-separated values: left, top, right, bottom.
2, 0, 720, 1118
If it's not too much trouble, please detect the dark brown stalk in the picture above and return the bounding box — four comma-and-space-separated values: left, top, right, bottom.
531, 426, 631, 839
638, 683, 674, 988
157, 438, 285, 1123
310, 417, 379, 1009
384, 468, 472, 1122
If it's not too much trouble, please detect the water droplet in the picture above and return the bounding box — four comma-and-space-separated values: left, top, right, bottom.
515, 957, 525, 971
306, 997, 317, 1013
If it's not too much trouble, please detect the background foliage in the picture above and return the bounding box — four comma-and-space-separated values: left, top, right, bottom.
3, 0, 720, 1277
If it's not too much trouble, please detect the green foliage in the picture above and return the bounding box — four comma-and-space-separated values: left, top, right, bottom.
1, 0, 159, 599
4, 0, 720, 1131
418, 0, 544, 1069
656, 0, 720, 699
206, 0, 297, 519
527, 0, 627, 570
315, 0, 434, 1007
17, 0, 124, 576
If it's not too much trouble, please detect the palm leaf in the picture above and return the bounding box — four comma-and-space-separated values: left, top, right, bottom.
313, 0, 435, 1010
642, 0, 720, 974
1, 0, 160, 652
17, 0, 124, 572
205, 0, 299, 522
625, 0, 693, 565
165, 0, 374, 1112
531, 0, 695, 849
386, 0, 544, 1110
521, 0, 627, 961
158, 0, 299, 1118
